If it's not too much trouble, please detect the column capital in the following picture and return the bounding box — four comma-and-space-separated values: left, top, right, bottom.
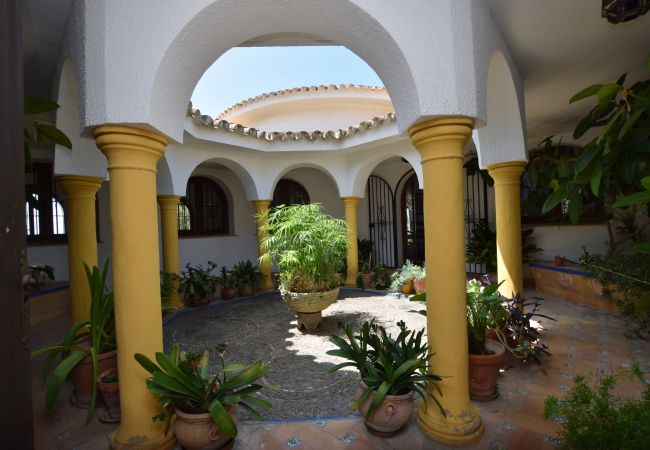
251, 199, 272, 211
341, 196, 360, 206
57, 175, 104, 199
94, 125, 167, 173
487, 161, 527, 186
408, 117, 474, 162
157, 194, 182, 208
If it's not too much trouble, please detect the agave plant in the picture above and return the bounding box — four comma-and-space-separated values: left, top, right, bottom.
259, 203, 347, 293
327, 320, 445, 420
31, 259, 116, 421
134, 343, 271, 438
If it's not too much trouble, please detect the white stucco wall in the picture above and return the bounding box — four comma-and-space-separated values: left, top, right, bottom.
527, 224, 609, 262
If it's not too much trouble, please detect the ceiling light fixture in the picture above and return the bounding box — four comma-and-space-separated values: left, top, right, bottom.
602, 0, 650, 24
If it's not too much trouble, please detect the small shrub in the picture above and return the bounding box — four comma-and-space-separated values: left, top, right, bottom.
543, 366, 650, 450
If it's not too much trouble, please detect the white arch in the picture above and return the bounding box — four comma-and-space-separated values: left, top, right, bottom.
53, 58, 107, 178
475, 51, 527, 167
346, 143, 422, 198
268, 162, 342, 200
71, 1, 493, 140
156, 155, 175, 195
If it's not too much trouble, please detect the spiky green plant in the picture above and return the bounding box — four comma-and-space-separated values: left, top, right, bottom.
259, 203, 348, 292
327, 320, 445, 421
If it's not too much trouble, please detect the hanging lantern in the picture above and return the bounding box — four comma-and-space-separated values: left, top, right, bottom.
602, 0, 650, 24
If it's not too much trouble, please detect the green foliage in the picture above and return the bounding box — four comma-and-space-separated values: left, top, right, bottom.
389, 260, 423, 291
160, 271, 179, 299
543, 366, 650, 450
327, 320, 445, 421
541, 54, 650, 235
228, 260, 262, 289
465, 279, 508, 355
180, 261, 218, 304
358, 239, 374, 273
465, 219, 542, 272
31, 259, 116, 421
580, 248, 650, 338
134, 343, 271, 438
372, 264, 392, 290
259, 203, 348, 292
23, 97, 72, 169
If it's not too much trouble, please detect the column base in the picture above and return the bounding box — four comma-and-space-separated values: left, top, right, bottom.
111, 429, 176, 450
343, 282, 357, 288
416, 401, 483, 446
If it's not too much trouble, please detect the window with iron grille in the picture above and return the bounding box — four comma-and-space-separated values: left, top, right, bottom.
25, 162, 67, 242
178, 176, 229, 235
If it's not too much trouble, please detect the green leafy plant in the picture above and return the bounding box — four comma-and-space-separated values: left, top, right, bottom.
217, 266, 237, 289
541, 53, 650, 252
465, 279, 508, 355
180, 261, 218, 304
229, 260, 262, 290
160, 271, 179, 299
259, 203, 347, 293
23, 97, 72, 169
31, 259, 116, 421
543, 365, 650, 449
466, 219, 542, 273
389, 260, 423, 291
580, 247, 650, 338
327, 320, 445, 420
372, 264, 392, 290
358, 239, 374, 273
134, 343, 271, 438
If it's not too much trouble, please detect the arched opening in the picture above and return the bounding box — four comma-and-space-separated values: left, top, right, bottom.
179, 176, 229, 236
400, 172, 424, 265
271, 179, 310, 208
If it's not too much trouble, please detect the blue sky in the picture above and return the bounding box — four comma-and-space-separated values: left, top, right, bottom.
191, 46, 383, 116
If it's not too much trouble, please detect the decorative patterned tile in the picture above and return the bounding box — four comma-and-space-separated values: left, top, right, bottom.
561, 362, 576, 368
263, 424, 278, 432
490, 441, 507, 450
312, 419, 327, 429
286, 436, 302, 448
501, 419, 517, 432
599, 350, 609, 355
341, 432, 357, 445
598, 369, 613, 376
566, 353, 576, 358
599, 360, 610, 365
560, 373, 573, 380
520, 375, 534, 383
558, 384, 571, 393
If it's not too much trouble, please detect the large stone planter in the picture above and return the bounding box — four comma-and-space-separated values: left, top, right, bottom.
282, 288, 339, 331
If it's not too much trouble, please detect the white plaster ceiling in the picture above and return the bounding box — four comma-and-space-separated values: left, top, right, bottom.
23, 0, 650, 150
485, 0, 650, 146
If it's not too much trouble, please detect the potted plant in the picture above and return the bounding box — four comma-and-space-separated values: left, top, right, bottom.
180, 261, 218, 306
217, 266, 238, 300
327, 320, 445, 436
358, 239, 375, 289
259, 203, 347, 331
389, 260, 420, 294
160, 271, 180, 311
229, 260, 262, 296
134, 343, 271, 449
96, 368, 120, 423
31, 259, 116, 418
22, 264, 55, 289
412, 265, 426, 294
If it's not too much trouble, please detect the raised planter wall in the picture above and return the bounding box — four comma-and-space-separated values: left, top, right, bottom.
530, 262, 618, 314
27, 282, 70, 327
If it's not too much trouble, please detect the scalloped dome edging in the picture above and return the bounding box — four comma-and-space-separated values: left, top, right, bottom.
188, 84, 397, 142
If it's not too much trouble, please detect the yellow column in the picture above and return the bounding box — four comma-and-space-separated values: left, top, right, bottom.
57, 175, 103, 324
409, 117, 483, 445
252, 200, 275, 290
157, 195, 184, 310
342, 197, 360, 287
94, 126, 174, 450
487, 161, 527, 298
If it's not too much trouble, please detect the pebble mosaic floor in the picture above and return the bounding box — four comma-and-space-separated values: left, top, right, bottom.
32, 288, 650, 449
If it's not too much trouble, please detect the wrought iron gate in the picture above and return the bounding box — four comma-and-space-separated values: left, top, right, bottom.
464, 160, 490, 274
366, 175, 397, 267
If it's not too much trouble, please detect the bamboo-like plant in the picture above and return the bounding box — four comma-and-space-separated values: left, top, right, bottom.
134, 343, 271, 438
259, 203, 348, 293
327, 320, 445, 420
31, 259, 116, 421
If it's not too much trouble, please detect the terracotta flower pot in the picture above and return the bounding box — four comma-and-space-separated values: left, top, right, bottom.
220, 287, 237, 300
400, 280, 413, 294
97, 368, 120, 422
354, 381, 414, 436
361, 272, 375, 289
186, 293, 212, 306
238, 284, 254, 297
175, 406, 239, 450
468, 338, 505, 402
70, 348, 117, 407
413, 278, 426, 294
